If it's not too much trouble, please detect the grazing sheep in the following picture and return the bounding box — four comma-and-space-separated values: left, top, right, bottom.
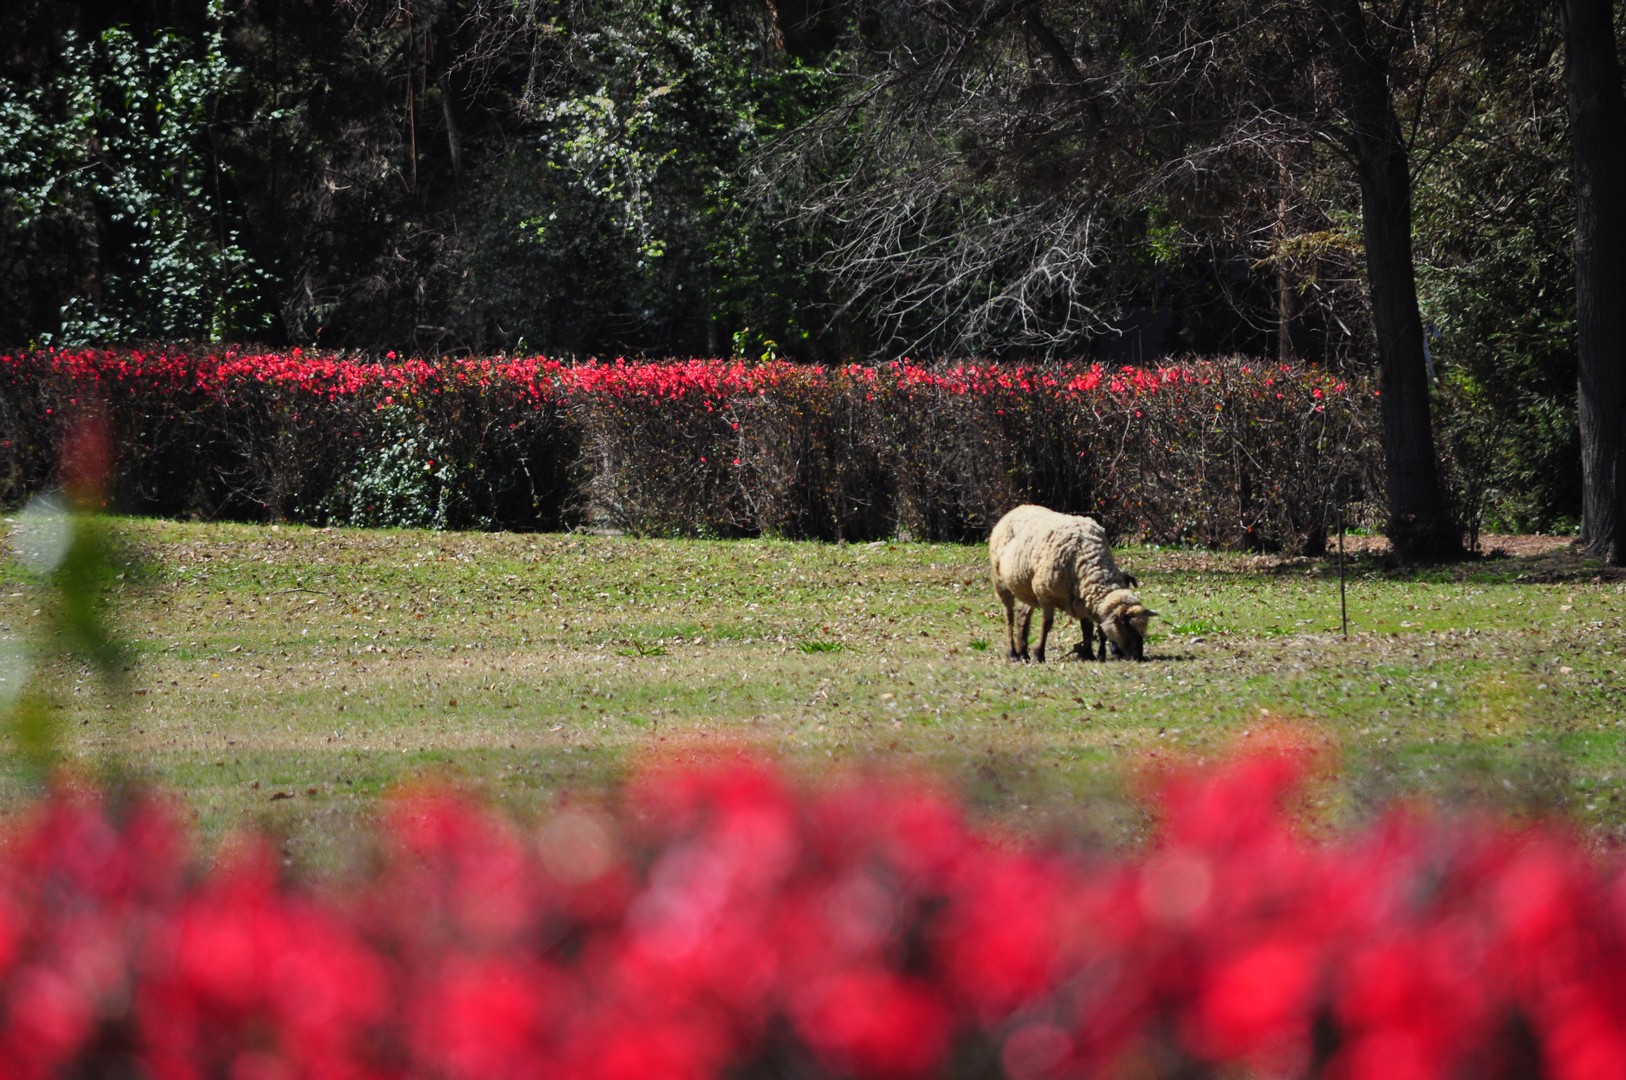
989, 505, 1155, 663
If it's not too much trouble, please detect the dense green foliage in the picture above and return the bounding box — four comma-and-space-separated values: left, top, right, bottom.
0, 0, 272, 343
0, 0, 832, 357
1413, 19, 1579, 534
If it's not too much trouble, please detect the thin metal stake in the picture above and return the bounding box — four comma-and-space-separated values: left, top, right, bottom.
1338, 502, 1348, 639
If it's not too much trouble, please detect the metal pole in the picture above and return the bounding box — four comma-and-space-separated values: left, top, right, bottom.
1338, 502, 1348, 638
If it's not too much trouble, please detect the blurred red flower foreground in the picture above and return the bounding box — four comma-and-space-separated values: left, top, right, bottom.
2, 745, 1623, 1080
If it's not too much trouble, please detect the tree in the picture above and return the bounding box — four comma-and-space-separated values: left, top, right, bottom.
247, 0, 837, 356
0, 0, 272, 344
0, 0, 838, 356
498, 1, 836, 357
1310, 0, 1461, 561
775, 0, 1465, 559
1559, 0, 1626, 565
1412, 13, 1577, 539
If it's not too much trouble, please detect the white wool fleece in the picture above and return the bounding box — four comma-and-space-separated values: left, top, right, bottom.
988, 504, 1153, 662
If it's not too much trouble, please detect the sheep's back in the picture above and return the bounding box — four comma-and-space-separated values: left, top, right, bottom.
988, 505, 1062, 558
990, 506, 1100, 607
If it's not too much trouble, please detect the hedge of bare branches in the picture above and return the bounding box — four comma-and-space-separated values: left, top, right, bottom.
0, 350, 1380, 550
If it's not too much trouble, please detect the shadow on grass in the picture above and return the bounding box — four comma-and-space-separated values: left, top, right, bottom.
1060, 650, 1199, 664
1167, 544, 1621, 586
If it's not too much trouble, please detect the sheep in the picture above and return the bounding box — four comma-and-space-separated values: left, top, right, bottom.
997, 507, 1143, 661
988, 504, 1155, 663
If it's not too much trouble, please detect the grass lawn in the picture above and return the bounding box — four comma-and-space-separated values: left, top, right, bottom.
4, 518, 1624, 872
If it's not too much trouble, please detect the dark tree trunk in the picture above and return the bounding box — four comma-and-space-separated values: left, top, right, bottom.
1561, 0, 1626, 566
1358, 130, 1461, 561
1318, 0, 1462, 562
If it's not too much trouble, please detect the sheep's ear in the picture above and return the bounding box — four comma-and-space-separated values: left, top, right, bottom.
1128, 605, 1157, 619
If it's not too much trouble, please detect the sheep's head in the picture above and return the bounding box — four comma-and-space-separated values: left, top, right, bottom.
1098, 590, 1156, 661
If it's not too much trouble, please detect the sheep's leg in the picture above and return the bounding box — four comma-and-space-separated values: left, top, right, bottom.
999, 590, 1023, 661
1071, 619, 1105, 661
1015, 604, 1033, 661
1034, 606, 1053, 663
1071, 619, 1093, 660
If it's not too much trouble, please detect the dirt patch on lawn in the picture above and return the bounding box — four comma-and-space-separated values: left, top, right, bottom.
1335, 533, 1626, 583
1142, 533, 1625, 582
1336, 533, 1576, 558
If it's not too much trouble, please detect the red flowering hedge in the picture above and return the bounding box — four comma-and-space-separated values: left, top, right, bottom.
3, 747, 1623, 1079
0, 349, 1379, 548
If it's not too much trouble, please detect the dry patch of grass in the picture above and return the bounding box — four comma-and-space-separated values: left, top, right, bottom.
4, 519, 1624, 871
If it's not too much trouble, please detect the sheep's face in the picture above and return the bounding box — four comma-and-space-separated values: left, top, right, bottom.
1101, 606, 1155, 661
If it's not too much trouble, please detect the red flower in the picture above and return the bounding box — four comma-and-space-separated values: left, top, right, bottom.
792, 969, 953, 1078
1188, 936, 1321, 1063
410, 956, 561, 1079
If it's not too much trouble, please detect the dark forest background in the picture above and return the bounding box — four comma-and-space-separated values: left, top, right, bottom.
1, 0, 1618, 540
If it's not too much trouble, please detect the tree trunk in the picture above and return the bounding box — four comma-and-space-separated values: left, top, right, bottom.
1318, 0, 1462, 562
1358, 129, 1462, 561
1561, 0, 1626, 566
1275, 151, 1299, 363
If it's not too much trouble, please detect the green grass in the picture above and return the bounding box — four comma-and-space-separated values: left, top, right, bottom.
3, 518, 1624, 872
